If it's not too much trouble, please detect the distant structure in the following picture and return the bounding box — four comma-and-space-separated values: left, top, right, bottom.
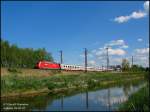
59, 50, 63, 64
131, 56, 133, 67
106, 47, 109, 71
84, 48, 87, 72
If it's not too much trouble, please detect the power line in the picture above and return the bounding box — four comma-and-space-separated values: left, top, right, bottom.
59, 50, 63, 64
61, 95, 64, 110
106, 47, 109, 71
84, 48, 87, 73
131, 56, 133, 67
86, 91, 89, 109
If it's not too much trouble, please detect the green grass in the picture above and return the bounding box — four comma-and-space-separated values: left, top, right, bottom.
119, 84, 149, 111
1, 71, 146, 96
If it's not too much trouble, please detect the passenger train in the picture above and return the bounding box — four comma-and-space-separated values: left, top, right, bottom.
36, 61, 114, 71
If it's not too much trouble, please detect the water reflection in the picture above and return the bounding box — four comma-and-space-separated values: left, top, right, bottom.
86, 91, 88, 109
1, 81, 146, 111
61, 95, 64, 110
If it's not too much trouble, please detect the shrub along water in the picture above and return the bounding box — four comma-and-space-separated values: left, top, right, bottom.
119, 84, 149, 111
119, 74, 149, 111
1, 72, 146, 97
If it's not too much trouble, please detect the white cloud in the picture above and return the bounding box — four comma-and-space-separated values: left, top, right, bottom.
105, 39, 125, 46
97, 56, 105, 60
114, 1, 149, 23
105, 39, 128, 49
144, 1, 149, 12
108, 48, 126, 56
93, 39, 127, 57
114, 16, 130, 23
80, 53, 93, 58
91, 49, 97, 53
135, 48, 149, 54
130, 11, 147, 19
114, 11, 147, 23
88, 60, 96, 66
110, 58, 122, 65
95, 50, 103, 56
87, 39, 128, 66
95, 47, 126, 56
120, 45, 129, 49
137, 38, 143, 42
132, 47, 149, 67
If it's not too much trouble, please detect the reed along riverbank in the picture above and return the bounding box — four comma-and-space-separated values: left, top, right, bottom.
1, 68, 147, 97
119, 83, 149, 111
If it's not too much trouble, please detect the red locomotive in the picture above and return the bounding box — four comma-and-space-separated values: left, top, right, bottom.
36, 61, 61, 69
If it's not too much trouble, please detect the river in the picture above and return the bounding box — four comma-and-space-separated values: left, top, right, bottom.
1, 80, 146, 111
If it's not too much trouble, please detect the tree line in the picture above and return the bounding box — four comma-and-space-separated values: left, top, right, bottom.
1, 39, 53, 68
121, 59, 149, 72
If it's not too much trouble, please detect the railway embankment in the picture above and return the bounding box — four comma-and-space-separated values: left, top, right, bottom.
1, 68, 148, 97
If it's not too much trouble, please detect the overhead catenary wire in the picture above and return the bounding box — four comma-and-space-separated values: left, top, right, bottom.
84, 48, 88, 73
59, 50, 63, 64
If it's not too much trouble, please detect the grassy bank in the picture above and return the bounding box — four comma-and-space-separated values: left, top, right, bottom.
119, 84, 149, 111
1, 68, 146, 97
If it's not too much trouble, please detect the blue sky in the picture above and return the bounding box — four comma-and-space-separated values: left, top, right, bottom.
1, 1, 149, 67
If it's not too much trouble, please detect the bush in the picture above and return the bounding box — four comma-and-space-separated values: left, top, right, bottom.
144, 72, 149, 81
47, 82, 57, 90
87, 79, 98, 88
119, 85, 149, 111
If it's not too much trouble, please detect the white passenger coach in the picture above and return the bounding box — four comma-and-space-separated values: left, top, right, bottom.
60, 64, 113, 71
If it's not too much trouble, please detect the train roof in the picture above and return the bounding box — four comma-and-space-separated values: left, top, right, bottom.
39, 60, 59, 64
